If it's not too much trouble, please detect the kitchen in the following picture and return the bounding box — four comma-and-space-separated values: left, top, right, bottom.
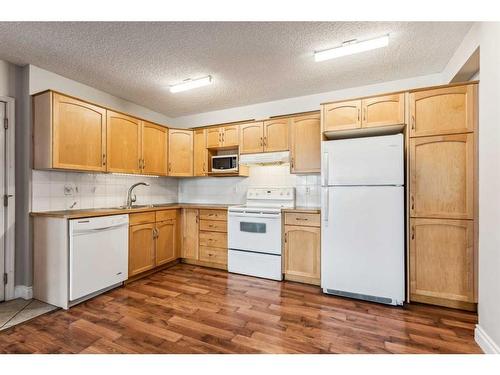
1, 10, 500, 371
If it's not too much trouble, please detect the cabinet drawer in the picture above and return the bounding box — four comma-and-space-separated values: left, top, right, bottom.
284, 212, 320, 227
199, 231, 227, 248
156, 209, 177, 222
129, 212, 155, 225
199, 246, 227, 265
200, 219, 227, 233
199, 209, 227, 221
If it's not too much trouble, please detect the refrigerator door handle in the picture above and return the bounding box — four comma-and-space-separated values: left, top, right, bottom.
322, 188, 329, 226
322, 152, 329, 186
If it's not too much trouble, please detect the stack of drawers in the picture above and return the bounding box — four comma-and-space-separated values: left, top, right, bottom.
198, 209, 228, 267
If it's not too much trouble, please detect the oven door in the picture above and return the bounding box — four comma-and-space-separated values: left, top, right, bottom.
228, 211, 282, 255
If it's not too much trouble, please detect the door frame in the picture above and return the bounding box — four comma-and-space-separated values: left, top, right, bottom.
1, 96, 15, 301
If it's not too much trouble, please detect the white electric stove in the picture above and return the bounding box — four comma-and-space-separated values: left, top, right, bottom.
228, 187, 295, 280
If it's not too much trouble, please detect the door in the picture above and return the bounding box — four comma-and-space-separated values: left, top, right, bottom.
129, 223, 156, 277
410, 134, 474, 219
263, 119, 289, 152
322, 134, 404, 186
194, 128, 207, 176
142, 122, 168, 176
52, 93, 106, 171
168, 129, 193, 176
410, 218, 474, 304
0, 101, 5, 301
284, 225, 320, 282
409, 84, 476, 137
290, 113, 320, 173
322, 100, 361, 132
222, 125, 239, 147
361, 93, 405, 128
206, 127, 221, 148
239, 122, 264, 154
321, 186, 404, 303
156, 220, 177, 266
106, 110, 142, 173
181, 209, 199, 259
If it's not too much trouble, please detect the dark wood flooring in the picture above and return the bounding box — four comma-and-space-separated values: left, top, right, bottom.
0, 264, 482, 354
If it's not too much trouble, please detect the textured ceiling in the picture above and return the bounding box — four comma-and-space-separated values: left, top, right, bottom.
0, 22, 472, 117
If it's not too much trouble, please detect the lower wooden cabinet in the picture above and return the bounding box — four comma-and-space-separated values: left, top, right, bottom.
155, 220, 177, 266
409, 218, 475, 310
129, 223, 156, 277
181, 208, 199, 260
283, 212, 321, 285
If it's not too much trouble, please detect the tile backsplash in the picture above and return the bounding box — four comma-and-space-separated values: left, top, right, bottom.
31, 164, 320, 212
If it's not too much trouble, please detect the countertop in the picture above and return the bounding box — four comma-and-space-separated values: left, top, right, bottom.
31, 203, 321, 219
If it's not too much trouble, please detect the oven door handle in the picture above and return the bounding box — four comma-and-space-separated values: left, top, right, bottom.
228, 213, 281, 219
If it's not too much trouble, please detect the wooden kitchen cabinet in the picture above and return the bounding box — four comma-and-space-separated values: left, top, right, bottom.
155, 219, 177, 266
197, 209, 228, 268
181, 208, 199, 260
410, 218, 475, 310
289, 113, 320, 174
263, 118, 289, 152
34, 91, 107, 172
410, 133, 474, 220
239, 122, 264, 154
106, 110, 142, 174
129, 223, 156, 277
409, 84, 476, 137
206, 125, 239, 148
194, 128, 208, 176
206, 127, 221, 148
142, 121, 168, 176
361, 93, 405, 128
168, 129, 193, 176
322, 100, 361, 132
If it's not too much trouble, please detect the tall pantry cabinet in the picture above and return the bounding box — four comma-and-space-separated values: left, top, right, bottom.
408, 83, 478, 311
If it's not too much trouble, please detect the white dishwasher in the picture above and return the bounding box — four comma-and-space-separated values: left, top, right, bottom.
69, 214, 129, 301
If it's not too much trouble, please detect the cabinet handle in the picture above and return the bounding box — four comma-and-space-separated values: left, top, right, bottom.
411, 195, 415, 211
284, 233, 287, 243
264, 137, 267, 147
411, 115, 415, 130
222, 131, 225, 144
363, 108, 366, 122
168, 162, 172, 172
142, 159, 145, 169
290, 157, 294, 170
411, 225, 415, 240
203, 162, 206, 172
295, 217, 308, 221
357, 108, 360, 122
260, 137, 263, 146
102, 154, 106, 166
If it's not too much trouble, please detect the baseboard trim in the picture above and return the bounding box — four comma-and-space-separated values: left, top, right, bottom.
14, 285, 33, 300
475, 324, 500, 354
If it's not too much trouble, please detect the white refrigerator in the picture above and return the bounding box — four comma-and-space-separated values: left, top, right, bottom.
321, 134, 405, 306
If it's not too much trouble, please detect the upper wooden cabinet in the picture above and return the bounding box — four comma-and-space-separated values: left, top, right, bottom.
193, 128, 208, 176
106, 110, 142, 174
289, 113, 320, 174
322, 100, 361, 131
361, 93, 405, 128
410, 84, 476, 137
142, 121, 168, 176
239, 122, 264, 154
34, 91, 107, 172
206, 127, 221, 148
205, 125, 239, 148
410, 133, 474, 220
263, 119, 289, 152
168, 129, 193, 176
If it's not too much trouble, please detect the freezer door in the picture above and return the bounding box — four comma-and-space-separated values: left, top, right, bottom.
322, 134, 404, 186
321, 186, 405, 304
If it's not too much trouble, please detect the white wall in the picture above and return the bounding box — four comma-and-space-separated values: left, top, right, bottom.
0, 59, 19, 97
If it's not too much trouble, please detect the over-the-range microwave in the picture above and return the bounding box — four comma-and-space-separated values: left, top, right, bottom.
211, 154, 238, 173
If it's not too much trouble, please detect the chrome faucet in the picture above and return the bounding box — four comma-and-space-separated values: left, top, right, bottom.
126, 182, 150, 208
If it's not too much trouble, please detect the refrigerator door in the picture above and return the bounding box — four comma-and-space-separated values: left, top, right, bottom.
321, 186, 405, 305
322, 134, 404, 186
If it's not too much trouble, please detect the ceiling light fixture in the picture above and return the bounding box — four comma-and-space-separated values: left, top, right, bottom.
314, 34, 389, 62
169, 75, 213, 93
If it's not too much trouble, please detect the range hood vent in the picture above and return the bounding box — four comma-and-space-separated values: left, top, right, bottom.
239, 151, 290, 166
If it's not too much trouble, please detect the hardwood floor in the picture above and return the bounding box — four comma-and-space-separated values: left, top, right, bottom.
0, 264, 481, 354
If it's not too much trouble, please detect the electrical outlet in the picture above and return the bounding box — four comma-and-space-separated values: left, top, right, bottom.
64, 185, 74, 196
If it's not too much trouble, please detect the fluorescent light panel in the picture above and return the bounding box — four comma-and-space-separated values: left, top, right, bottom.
314, 35, 389, 62
170, 75, 213, 93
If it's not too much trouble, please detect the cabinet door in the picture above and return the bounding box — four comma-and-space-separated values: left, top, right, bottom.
361, 93, 404, 128
156, 220, 177, 266
410, 84, 476, 137
222, 125, 239, 147
181, 208, 199, 260
193, 128, 208, 176
410, 218, 474, 306
322, 100, 361, 132
106, 111, 142, 173
263, 119, 289, 152
168, 129, 193, 176
239, 122, 264, 154
142, 122, 168, 176
52, 93, 106, 171
129, 223, 156, 277
289, 114, 320, 173
410, 134, 474, 219
284, 225, 321, 284
206, 127, 221, 148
